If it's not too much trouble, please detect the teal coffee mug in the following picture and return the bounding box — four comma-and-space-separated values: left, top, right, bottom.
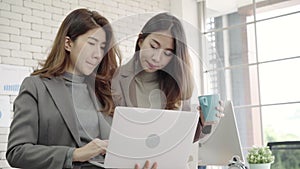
198, 94, 220, 122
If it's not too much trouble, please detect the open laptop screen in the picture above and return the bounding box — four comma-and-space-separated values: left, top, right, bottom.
198, 100, 244, 166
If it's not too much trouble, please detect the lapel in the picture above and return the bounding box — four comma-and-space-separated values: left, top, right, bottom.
42, 77, 81, 147
119, 58, 139, 107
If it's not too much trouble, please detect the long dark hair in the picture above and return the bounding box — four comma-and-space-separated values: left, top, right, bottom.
32, 8, 121, 115
135, 12, 194, 110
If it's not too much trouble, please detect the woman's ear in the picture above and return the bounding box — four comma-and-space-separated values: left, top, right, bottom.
137, 33, 144, 48
138, 38, 144, 48
64, 36, 72, 52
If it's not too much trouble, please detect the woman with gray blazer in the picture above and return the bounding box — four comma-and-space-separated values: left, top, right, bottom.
111, 13, 224, 169
111, 13, 202, 141
6, 8, 120, 169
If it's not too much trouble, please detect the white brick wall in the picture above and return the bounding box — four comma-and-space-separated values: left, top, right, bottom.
0, 0, 171, 168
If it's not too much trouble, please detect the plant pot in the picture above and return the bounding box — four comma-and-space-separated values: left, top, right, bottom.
249, 163, 271, 169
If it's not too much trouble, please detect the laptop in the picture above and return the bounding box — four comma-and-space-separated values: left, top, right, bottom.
198, 100, 244, 166
89, 106, 199, 169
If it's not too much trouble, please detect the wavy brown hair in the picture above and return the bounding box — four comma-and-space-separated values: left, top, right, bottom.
135, 13, 194, 110
32, 8, 121, 116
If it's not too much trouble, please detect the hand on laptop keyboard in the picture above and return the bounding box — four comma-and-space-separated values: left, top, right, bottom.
73, 138, 108, 162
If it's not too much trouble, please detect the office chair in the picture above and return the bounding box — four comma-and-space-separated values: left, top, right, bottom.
267, 141, 300, 169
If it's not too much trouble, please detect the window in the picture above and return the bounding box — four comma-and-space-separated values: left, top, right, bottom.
200, 0, 300, 162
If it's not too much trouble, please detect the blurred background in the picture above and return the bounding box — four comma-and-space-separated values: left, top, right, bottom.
0, 0, 299, 168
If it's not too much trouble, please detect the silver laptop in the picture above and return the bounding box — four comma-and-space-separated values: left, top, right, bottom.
198, 100, 244, 166
90, 106, 199, 169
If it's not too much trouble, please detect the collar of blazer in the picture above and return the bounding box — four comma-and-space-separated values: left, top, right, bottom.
119, 57, 135, 77
117, 57, 140, 107
41, 76, 82, 147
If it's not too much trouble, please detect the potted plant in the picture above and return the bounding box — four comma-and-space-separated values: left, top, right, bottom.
247, 146, 275, 169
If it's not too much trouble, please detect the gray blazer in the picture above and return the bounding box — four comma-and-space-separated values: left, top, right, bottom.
6, 75, 112, 169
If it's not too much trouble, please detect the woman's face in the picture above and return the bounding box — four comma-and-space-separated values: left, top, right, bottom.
138, 30, 174, 73
65, 27, 106, 76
